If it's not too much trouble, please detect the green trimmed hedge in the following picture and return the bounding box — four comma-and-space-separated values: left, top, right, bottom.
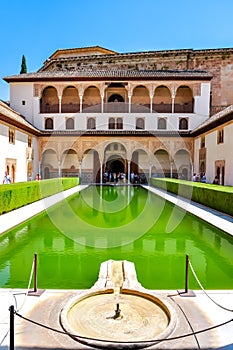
0, 177, 79, 215
150, 178, 233, 216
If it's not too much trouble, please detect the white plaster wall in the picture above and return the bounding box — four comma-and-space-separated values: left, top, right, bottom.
33, 112, 208, 132
194, 83, 210, 116
32, 136, 39, 180
14, 130, 28, 182
0, 124, 8, 178
0, 124, 29, 182
205, 123, 233, 186
10, 83, 34, 122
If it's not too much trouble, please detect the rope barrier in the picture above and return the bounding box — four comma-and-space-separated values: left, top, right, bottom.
13, 256, 35, 312
188, 260, 233, 312
0, 255, 35, 347
14, 310, 233, 344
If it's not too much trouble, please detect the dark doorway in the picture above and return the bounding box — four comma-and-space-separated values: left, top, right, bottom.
106, 158, 124, 174
108, 94, 124, 102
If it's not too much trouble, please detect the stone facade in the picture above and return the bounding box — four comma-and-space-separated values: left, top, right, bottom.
2, 46, 233, 185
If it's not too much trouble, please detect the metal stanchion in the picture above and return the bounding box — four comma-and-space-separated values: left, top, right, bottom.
9, 305, 14, 350
177, 254, 195, 297
28, 253, 45, 296
33, 253, 37, 292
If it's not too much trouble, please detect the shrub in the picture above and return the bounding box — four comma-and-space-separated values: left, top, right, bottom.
0, 177, 79, 215
150, 178, 233, 216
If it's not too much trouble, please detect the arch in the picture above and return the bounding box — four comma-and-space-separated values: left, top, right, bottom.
136, 118, 145, 129
153, 149, 170, 178
82, 149, 100, 183
40, 86, 59, 113
179, 118, 188, 130
66, 118, 74, 130
132, 85, 150, 112
131, 149, 149, 184
104, 142, 127, 181
61, 149, 79, 177
87, 117, 96, 129
45, 118, 53, 129
105, 156, 125, 181
174, 86, 193, 113
61, 86, 80, 113
158, 118, 167, 130
153, 85, 172, 113
83, 86, 101, 112
41, 149, 59, 179
173, 149, 191, 180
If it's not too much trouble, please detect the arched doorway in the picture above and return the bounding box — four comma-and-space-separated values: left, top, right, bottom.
61, 149, 79, 177
174, 149, 191, 179
104, 142, 127, 182
153, 149, 170, 177
106, 156, 124, 173
82, 149, 100, 183
41, 149, 59, 179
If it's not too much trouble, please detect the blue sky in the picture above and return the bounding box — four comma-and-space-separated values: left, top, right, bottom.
1, 0, 233, 101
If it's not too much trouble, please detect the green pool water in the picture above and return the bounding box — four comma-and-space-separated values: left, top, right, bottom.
0, 185, 232, 290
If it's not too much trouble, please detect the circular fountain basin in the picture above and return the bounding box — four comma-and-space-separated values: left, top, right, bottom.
60, 289, 176, 349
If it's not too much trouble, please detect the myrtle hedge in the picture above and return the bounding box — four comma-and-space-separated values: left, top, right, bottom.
0, 177, 79, 215
150, 178, 233, 216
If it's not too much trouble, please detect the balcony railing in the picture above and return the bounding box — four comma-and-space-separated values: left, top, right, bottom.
40, 102, 194, 114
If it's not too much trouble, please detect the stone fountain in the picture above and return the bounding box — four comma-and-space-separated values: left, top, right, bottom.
60, 260, 177, 349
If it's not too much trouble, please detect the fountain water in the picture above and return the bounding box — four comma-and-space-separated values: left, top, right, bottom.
60, 260, 177, 349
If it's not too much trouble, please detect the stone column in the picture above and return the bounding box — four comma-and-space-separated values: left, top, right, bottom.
171, 86, 176, 114
149, 163, 152, 183
128, 161, 131, 184
58, 96, 62, 114
150, 96, 153, 113
100, 161, 103, 184
170, 161, 173, 178
79, 162, 82, 182
101, 95, 104, 113
58, 161, 62, 177
79, 95, 83, 113
128, 95, 132, 113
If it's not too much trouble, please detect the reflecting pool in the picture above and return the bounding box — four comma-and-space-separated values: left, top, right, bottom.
0, 185, 232, 289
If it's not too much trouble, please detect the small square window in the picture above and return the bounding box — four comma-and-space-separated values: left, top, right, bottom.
22, 100, 26, 105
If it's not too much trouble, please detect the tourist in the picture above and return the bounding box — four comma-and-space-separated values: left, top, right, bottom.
130, 171, 135, 183
201, 173, 206, 183
3, 171, 11, 184
212, 176, 219, 185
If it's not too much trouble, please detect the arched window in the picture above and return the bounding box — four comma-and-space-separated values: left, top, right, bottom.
136, 118, 145, 129
158, 118, 166, 130
179, 118, 188, 130
109, 118, 115, 129
116, 118, 123, 129
87, 118, 96, 129
45, 118, 53, 129
66, 118, 74, 130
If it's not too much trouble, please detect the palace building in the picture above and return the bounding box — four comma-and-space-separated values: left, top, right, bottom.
1, 46, 233, 185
